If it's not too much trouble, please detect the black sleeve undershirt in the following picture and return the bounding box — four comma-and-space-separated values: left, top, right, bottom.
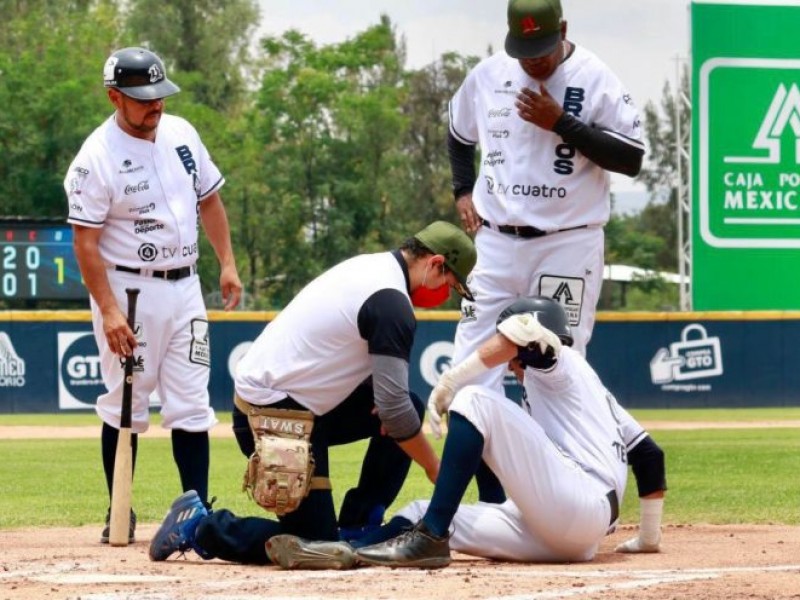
627, 435, 667, 497
552, 113, 644, 177
448, 130, 477, 201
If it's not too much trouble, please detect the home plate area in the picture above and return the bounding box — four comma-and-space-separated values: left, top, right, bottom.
2, 523, 800, 599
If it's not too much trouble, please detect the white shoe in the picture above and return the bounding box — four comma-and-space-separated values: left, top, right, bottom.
615, 533, 661, 553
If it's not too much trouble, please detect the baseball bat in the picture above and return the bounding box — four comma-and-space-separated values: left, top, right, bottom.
109, 287, 140, 547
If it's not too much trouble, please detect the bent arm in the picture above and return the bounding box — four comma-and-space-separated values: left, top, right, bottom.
552, 113, 644, 177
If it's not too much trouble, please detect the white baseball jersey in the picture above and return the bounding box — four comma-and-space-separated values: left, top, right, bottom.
63, 113, 222, 433
449, 47, 643, 231
235, 251, 416, 416
398, 347, 646, 562
65, 114, 224, 269
451, 47, 643, 376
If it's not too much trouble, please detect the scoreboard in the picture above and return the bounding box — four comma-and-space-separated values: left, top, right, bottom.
1, 219, 87, 300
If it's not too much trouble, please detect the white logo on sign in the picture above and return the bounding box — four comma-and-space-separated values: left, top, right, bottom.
725, 83, 800, 164
650, 324, 724, 387
420, 341, 454, 387
0, 332, 26, 387
228, 341, 253, 379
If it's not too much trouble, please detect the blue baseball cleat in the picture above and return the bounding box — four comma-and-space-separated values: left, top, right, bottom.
148, 490, 209, 561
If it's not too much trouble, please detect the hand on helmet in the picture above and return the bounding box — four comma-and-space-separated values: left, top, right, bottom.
497, 312, 563, 356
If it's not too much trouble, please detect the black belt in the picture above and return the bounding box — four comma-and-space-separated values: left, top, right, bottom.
115, 264, 196, 281
606, 489, 619, 526
480, 218, 587, 239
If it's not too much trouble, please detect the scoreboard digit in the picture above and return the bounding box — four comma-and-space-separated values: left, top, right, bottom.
1, 220, 87, 300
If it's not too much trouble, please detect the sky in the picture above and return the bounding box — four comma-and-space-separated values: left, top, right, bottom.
255, 0, 692, 198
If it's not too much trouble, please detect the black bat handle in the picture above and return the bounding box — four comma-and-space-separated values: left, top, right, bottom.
120, 288, 140, 429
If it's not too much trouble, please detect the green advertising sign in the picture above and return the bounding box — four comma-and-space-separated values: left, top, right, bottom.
692, 1, 800, 309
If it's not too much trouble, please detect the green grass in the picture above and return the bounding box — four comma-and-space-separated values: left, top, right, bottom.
5, 406, 800, 426
2, 418, 800, 529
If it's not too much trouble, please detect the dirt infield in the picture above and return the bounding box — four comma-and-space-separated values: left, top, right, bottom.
3, 422, 800, 599
2, 523, 800, 599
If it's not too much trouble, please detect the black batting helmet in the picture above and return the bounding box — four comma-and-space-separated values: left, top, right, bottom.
103, 47, 180, 100
496, 296, 574, 347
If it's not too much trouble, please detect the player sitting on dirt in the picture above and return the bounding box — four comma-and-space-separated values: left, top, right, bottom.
265, 296, 666, 569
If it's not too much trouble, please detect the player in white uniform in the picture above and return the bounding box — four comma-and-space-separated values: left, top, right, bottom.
260, 297, 666, 569
449, 0, 645, 392
65, 47, 242, 543
147, 221, 477, 565
350, 296, 666, 568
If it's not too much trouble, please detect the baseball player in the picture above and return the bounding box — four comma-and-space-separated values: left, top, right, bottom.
147, 221, 477, 564
65, 47, 242, 543
449, 0, 646, 394
264, 297, 666, 569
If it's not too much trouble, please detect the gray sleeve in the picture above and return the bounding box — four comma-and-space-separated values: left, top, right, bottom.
370, 354, 422, 441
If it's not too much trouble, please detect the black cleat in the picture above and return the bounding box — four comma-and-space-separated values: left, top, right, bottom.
355, 521, 451, 569
100, 507, 136, 544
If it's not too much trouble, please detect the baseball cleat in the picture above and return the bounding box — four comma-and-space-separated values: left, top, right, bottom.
148, 490, 208, 561
615, 533, 662, 553
355, 521, 451, 569
266, 535, 358, 570
100, 507, 136, 544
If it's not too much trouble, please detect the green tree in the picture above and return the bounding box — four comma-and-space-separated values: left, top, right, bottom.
0, 0, 122, 218
124, 0, 260, 111
636, 67, 691, 271
602, 69, 690, 310
393, 52, 480, 239
247, 18, 415, 305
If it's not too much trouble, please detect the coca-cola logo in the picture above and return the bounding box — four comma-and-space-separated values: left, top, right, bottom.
124, 181, 150, 195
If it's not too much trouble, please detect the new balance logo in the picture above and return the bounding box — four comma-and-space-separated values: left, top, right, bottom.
725, 83, 800, 164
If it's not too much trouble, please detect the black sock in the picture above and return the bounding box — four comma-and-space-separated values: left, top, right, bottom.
231, 405, 254, 458
101, 422, 138, 500
350, 515, 414, 548
171, 429, 210, 505
475, 460, 506, 503
422, 411, 484, 538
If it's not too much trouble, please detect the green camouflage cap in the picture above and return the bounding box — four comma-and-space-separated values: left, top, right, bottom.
505, 0, 563, 59
414, 221, 476, 301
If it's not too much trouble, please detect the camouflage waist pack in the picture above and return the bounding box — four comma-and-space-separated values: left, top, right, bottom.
235, 395, 316, 516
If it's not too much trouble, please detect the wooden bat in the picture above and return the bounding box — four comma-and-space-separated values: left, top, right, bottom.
109, 287, 140, 547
